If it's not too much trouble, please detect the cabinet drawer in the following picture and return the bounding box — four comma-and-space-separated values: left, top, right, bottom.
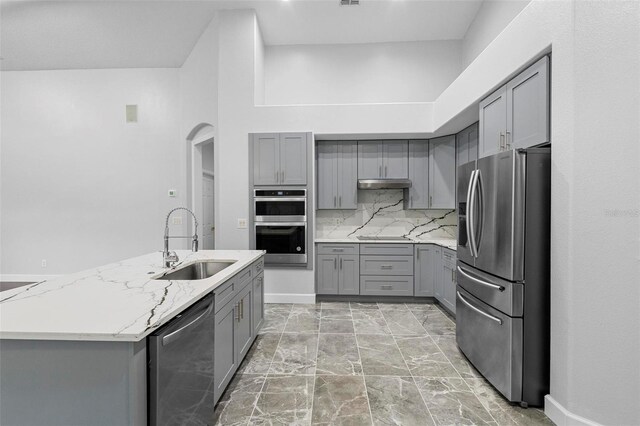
360, 255, 414, 276
214, 279, 237, 313
235, 267, 253, 290
253, 258, 264, 275
360, 276, 414, 296
317, 243, 359, 255
442, 248, 457, 264
360, 244, 413, 256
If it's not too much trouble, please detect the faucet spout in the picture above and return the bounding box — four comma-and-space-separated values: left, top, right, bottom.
163, 207, 199, 267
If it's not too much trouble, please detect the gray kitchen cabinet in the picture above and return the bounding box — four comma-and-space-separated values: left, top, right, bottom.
432, 246, 443, 300
214, 296, 238, 402
429, 135, 456, 209
360, 275, 414, 296
358, 140, 408, 179
316, 253, 359, 295
441, 249, 457, 315
405, 140, 429, 209
456, 122, 479, 168
252, 272, 264, 335
507, 56, 550, 150
252, 132, 308, 185
479, 56, 549, 158
360, 255, 414, 276
414, 244, 438, 297
317, 141, 357, 209
236, 283, 254, 361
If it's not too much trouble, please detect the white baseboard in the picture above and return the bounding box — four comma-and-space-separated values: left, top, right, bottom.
265, 293, 316, 304
545, 395, 602, 426
0, 274, 60, 282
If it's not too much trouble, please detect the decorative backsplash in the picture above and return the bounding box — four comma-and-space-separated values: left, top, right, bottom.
315, 189, 457, 239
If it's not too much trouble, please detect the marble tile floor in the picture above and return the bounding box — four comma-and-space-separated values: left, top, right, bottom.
214, 301, 553, 426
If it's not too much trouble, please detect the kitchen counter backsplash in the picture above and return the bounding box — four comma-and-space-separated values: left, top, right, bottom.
316, 189, 457, 240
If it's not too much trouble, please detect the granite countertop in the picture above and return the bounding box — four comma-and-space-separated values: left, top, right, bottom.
315, 236, 457, 250
0, 250, 264, 342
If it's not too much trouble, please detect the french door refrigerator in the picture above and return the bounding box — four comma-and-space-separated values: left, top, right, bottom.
456, 147, 551, 407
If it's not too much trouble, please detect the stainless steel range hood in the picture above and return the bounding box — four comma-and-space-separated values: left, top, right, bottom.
357, 179, 412, 190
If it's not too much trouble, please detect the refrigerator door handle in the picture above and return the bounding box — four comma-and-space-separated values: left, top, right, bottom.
469, 170, 480, 257
457, 266, 505, 291
457, 291, 503, 324
474, 169, 484, 256
466, 170, 477, 257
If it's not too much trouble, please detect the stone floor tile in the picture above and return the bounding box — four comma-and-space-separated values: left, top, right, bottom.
321, 301, 351, 309
394, 335, 460, 378
411, 309, 456, 336
237, 333, 280, 375
356, 333, 410, 376
250, 375, 314, 425
377, 302, 410, 312
430, 335, 482, 379
381, 309, 427, 335
311, 375, 371, 425
269, 333, 318, 375
213, 374, 265, 426
350, 301, 379, 310
284, 307, 321, 333
365, 375, 435, 426
352, 309, 392, 335
316, 334, 362, 376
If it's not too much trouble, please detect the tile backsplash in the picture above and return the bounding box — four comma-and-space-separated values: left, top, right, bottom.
315, 189, 457, 239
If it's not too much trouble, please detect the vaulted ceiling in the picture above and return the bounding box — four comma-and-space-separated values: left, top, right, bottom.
1, 0, 484, 71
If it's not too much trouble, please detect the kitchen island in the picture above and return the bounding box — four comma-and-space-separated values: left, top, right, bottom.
0, 250, 265, 426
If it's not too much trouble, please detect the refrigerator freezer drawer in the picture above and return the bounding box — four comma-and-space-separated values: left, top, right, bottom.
456, 261, 523, 317
456, 287, 523, 403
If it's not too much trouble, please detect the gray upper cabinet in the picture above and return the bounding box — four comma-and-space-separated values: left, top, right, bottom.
253, 132, 308, 185
317, 141, 357, 210
382, 141, 409, 178
358, 140, 408, 179
429, 135, 456, 209
414, 245, 437, 297
456, 122, 479, 168
479, 56, 550, 159
405, 141, 429, 209
507, 56, 550, 150
479, 86, 508, 159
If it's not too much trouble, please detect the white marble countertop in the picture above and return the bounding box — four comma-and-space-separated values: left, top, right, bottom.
0, 250, 264, 342
315, 236, 457, 250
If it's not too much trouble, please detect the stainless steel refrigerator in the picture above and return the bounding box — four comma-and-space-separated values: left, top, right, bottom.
456, 148, 551, 407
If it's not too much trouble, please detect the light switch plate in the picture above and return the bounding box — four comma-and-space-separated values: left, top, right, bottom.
168, 189, 177, 197
172, 216, 183, 225
237, 218, 247, 229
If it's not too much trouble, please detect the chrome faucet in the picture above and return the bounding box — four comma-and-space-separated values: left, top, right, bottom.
163, 207, 199, 267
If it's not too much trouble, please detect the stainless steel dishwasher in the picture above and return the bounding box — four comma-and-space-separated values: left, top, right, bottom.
148, 293, 215, 426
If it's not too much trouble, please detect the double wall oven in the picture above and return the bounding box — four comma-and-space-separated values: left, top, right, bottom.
254, 189, 307, 265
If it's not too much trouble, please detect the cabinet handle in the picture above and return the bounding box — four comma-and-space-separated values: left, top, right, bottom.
241, 298, 244, 319
281, 170, 285, 182
334, 196, 337, 207
340, 258, 343, 269
381, 285, 393, 290
275, 170, 278, 182
385, 165, 388, 177
379, 165, 382, 177
499, 132, 505, 151
334, 258, 337, 269
506, 131, 511, 150
452, 270, 454, 281
339, 196, 342, 207
429, 196, 433, 207
380, 265, 393, 269
332, 248, 344, 252
410, 195, 413, 207
417, 249, 420, 260
236, 302, 241, 322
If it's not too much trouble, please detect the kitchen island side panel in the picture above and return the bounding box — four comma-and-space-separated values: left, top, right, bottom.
0, 339, 146, 426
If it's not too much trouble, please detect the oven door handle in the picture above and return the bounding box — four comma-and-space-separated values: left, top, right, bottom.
254, 197, 307, 202
255, 222, 307, 227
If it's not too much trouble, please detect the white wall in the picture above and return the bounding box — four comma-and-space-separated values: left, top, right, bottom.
264, 40, 462, 105
461, 0, 531, 68
0, 69, 184, 276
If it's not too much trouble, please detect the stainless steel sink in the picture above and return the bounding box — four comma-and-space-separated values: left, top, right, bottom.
155, 260, 236, 281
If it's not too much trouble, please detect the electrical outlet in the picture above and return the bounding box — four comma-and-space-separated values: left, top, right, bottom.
237, 218, 247, 229
168, 189, 177, 197
332, 218, 341, 226
172, 216, 183, 225
41, 259, 47, 268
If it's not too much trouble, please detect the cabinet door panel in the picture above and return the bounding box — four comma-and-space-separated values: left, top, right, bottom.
383, 141, 409, 178
429, 135, 456, 209
280, 133, 307, 184
253, 134, 279, 185
433, 247, 443, 301
252, 273, 264, 334
442, 261, 456, 315
468, 122, 479, 162
358, 141, 383, 179
456, 128, 469, 168
317, 142, 338, 209
414, 245, 435, 297
479, 86, 507, 159
317, 255, 339, 295
214, 300, 237, 403
407, 140, 429, 209
337, 142, 358, 209
236, 285, 254, 361
507, 56, 549, 150
338, 255, 359, 295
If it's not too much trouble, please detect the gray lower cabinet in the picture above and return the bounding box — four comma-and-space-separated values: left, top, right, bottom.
433, 246, 444, 300
358, 140, 408, 179
213, 259, 263, 404
360, 275, 413, 296
317, 254, 359, 295
317, 141, 357, 209
405, 140, 429, 209
441, 250, 457, 315
479, 55, 550, 159
429, 135, 456, 209
414, 245, 438, 297
252, 132, 308, 185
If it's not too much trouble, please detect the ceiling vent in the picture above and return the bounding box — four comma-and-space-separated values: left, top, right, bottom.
340, 0, 359, 5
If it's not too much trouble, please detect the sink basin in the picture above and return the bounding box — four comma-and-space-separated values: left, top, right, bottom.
155, 260, 236, 281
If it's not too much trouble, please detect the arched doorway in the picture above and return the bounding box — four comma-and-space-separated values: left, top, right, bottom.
186, 123, 215, 249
